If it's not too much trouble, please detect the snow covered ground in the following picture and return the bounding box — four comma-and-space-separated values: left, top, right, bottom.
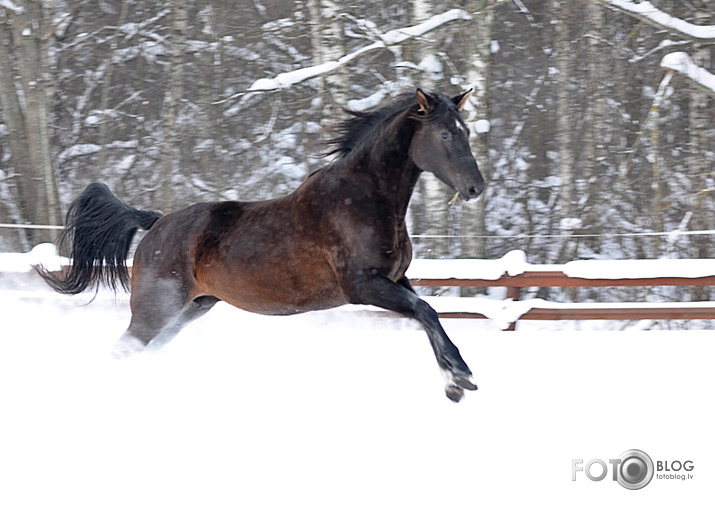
0, 250, 713, 510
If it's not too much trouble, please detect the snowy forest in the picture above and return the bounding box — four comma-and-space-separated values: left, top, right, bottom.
1, 0, 713, 268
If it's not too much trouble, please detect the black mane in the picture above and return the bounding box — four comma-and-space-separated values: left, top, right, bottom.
324, 90, 454, 161
323, 92, 416, 160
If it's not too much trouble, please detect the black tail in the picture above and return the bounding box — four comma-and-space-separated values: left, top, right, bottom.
36, 183, 163, 295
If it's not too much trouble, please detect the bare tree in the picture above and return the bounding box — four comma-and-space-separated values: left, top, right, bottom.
580, 1, 607, 250
460, 0, 496, 260
158, 0, 188, 210
0, 0, 60, 248
307, 0, 347, 126
408, 0, 451, 259
552, 0, 575, 224
97, 0, 131, 179
687, 2, 713, 298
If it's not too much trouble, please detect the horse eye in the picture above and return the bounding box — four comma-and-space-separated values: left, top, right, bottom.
441, 132, 450, 140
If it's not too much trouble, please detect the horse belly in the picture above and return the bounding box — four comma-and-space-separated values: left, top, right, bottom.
191, 198, 351, 315
200, 259, 347, 316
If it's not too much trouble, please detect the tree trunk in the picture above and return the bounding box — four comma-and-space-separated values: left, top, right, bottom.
460, 1, 495, 260
552, 0, 574, 221
408, 0, 451, 259
0, 11, 32, 251
307, 0, 347, 124
581, 1, 607, 252
688, 2, 713, 299
97, 0, 131, 178
0, 1, 61, 248
158, 0, 188, 211
551, 0, 579, 264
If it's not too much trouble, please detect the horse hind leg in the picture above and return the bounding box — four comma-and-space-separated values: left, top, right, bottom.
112, 296, 219, 358
112, 277, 218, 358
145, 295, 219, 352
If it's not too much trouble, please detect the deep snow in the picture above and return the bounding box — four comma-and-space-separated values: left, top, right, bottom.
1, 247, 714, 509
1, 270, 713, 510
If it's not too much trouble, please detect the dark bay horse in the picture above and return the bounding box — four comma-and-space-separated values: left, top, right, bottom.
38, 88, 485, 402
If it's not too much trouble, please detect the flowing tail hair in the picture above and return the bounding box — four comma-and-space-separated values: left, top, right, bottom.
35, 183, 163, 295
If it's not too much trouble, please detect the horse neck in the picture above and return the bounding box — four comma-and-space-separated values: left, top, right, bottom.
360, 114, 421, 220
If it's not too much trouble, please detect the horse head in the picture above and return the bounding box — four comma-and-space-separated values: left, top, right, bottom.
409, 89, 485, 201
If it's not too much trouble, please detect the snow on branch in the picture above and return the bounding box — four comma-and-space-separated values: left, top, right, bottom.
247, 8, 472, 93
661, 52, 715, 97
0, 0, 23, 14
599, 0, 715, 42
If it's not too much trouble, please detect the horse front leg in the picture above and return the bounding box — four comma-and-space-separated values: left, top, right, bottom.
349, 274, 477, 402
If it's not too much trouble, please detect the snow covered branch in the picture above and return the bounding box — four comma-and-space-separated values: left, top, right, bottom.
661, 52, 715, 97
599, 0, 715, 42
0, 0, 23, 14
247, 8, 472, 93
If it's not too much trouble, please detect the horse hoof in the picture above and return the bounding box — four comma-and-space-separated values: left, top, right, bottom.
454, 374, 478, 391
440, 369, 478, 401
446, 384, 464, 403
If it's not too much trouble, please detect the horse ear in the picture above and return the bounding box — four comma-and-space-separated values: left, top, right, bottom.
452, 89, 473, 111
416, 88, 432, 114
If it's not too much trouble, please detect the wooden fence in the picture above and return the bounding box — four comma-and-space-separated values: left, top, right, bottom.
407, 257, 715, 329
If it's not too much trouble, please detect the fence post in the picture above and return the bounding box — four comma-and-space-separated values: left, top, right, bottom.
505, 285, 521, 331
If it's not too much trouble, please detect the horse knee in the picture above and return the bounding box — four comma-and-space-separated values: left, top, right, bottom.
412, 298, 440, 325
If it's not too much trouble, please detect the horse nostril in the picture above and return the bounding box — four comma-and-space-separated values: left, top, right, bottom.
468, 186, 478, 197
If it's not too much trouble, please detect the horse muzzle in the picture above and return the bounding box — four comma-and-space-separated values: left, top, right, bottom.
457, 165, 485, 201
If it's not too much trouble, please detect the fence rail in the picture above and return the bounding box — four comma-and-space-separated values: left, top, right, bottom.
408, 261, 715, 329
